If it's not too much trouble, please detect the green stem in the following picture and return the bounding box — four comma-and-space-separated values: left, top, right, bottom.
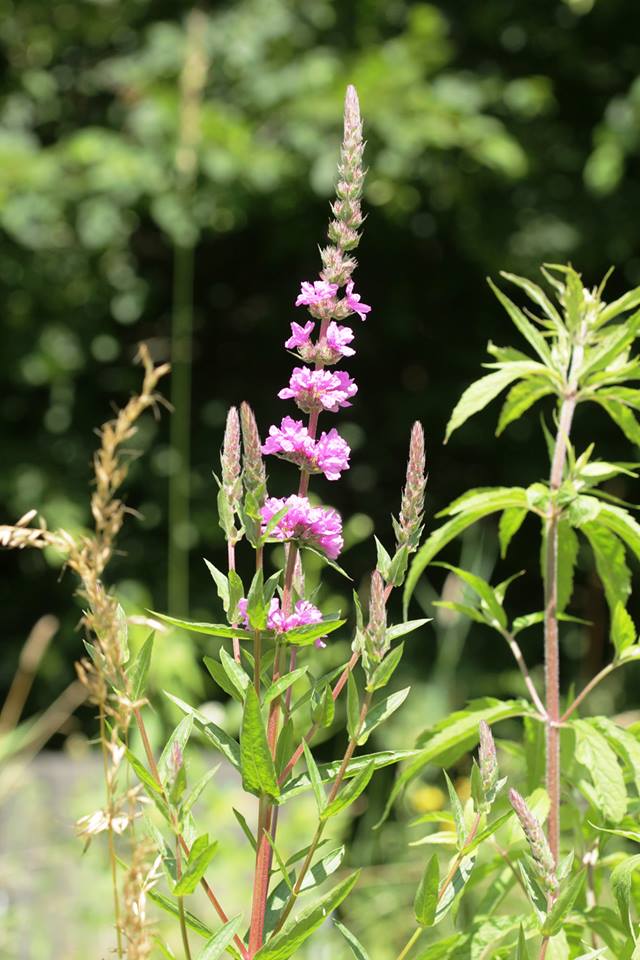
395, 927, 423, 960
168, 240, 194, 616
100, 704, 123, 958
561, 662, 616, 721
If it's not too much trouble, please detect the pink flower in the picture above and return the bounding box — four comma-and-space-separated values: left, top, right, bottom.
295, 280, 339, 307
237, 596, 325, 637
261, 494, 343, 558
325, 321, 355, 358
262, 418, 350, 480
344, 279, 371, 321
285, 321, 315, 350
278, 367, 358, 414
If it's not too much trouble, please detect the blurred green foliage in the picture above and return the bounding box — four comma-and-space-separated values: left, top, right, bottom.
2, 0, 640, 752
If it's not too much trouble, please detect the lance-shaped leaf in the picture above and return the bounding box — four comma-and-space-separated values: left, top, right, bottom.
357, 688, 411, 745
611, 854, 640, 937
203, 559, 230, 613
284, 618, 346, 647
220, 647, 251, 697
302, 740, 325, 815
541, 870, 585, 937
264, 668, 308, 706
366, 642, 405, 692
320, 760, 375, 821
574, 719, 626, 822
149, 611, 253, 641
158, 714, 193, 785
165, 692, 241, 770
240, 685, 280, 800
414, 853, 439, 927
580, 522, 631, 617
195, 916, 243, 960
173, 835, 219, 896
499, 507, 527, 558
254, 871, 360, 960
264, 847, 346, 937
334, 921, 371, 960
593, 395, 640, 446
581, 309, 640, 378
497, 377, 555, 436
204, 656, 241, 702
611, 603, 636, 656
435, 853, 476, 925
149, 891, 213, 939
127, 632, 154, 700
432, 563, 506, 629
281, 750, 418, 803
445, 365, 537, 444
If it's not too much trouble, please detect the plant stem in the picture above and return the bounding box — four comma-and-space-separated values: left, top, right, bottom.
176, 840, 193, 960
561, 662, 616, 721
500, 627, 547, 718
228, 542, 241, 663
100, 703, 123, 959
395, 927, 423, 960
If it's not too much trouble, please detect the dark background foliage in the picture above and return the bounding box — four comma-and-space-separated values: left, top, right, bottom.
2, 0, 640, 727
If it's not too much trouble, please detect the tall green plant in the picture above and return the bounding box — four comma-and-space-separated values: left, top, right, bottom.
392, 266, 640, 957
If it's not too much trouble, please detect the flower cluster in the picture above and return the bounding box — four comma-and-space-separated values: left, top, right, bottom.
262, 417, 350, 480
260, 495, 343, 559
237, 596, 323, 637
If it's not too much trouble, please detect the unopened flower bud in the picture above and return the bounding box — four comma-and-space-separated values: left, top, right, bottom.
395, 422, 427, 552
478, 720, 498, 800
221, 406, 241, 504
509, 788, 558, 894
240, 402, 267, 506
364, 570, 388, 669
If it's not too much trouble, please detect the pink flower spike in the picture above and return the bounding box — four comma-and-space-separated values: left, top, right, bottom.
260, 494, 343, 559
262, 416, 314, 459
344, 279, 371, 321
263, 418, 350, 480
295, 280, 339, 307
325, 321, 355, 358
278, 366, 358, 414
285, 320, 315, 350
237, 596, 325, 637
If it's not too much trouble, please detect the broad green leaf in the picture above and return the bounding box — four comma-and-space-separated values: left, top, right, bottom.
204, 655, 241, 702
611, 853, 640, 937
148, 891, 212, 939
591, 716, 640, 795
158, 714, 193, 786
247, 568, 267, 630
357, 687, 411, 745
611, 603, 636, 656
581, 522, 631, 616
281, 750, 418, 803
376, 699, 532, 827
253, 871, 360, 960
127, 633, 154, 700
414, 853, 439, 927
499, 507, 527, 558
488, 279, 556, 367
445, 366, 534, 443
220, 647, 251, 697
173, 835, 219, 896
165, 692, 241, 770
240, 685, 279, 800
540, 520, 578, 614
203, 559, 229, 613
367, 642, 404, 692
497, 377, 554, 435
434, 853, 476, 925
284, 618, 345, 647
195, 916, 243, 960
320, 761, 374, 821
302, 740, 324, 815
574, 719, 626, 822
432, 563, 506, 628
541, 870, 585, 936
405, 487, 529, 614
334, 921, 371, 960
150, 611, 253, 641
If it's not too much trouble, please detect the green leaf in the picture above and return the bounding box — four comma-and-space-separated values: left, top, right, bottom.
219, 647, 251, 697
376, 699, 532, 827
126, 749, 163, 797
246, 568, 267, 630
574, 719, 627, 822
334, 921, 371, 960
386, 619, 431, 642
612, 603, 637, 656
367, 643, 405, 692
165, 692, 241, 770
375, 537, 392, 580
598, 502, 640, 565
203, 560, 229, 613
148, 890, 212, 939
240, 685, 280, 800
497, 377, 554, 435
183, 765, 220, 817
435, 853, 476, 925
500, 271, 564, 328
404, 487, 528, 615
311, 684, 335, 728
158, 714, 193, 786
581, 310, 640, 378
581, 522, 631, 617
347, 673, 360, 741
611, 853, 640, 937
432, 563, 506, 628
541, 871, 586, 936
488, 278, 556, 367
555, 520, 579, 614
284, 618, 346, 647
264, 668, 308, 706
445, 366, 533, 443
432, 601, 487, 625
302, 740, 325, 815
499, 508, 527, 558
515, 925, 530, 960
590, 716, 640, 795
195, 916, 243, 960
264, 847, 346, 937
358, 687, 411, 745
150, 611, 253, 641
203, 655, 241, 702
300, 544, 353, 580
173, 835, 219, 896
414, 853, 440, 927
321, 761, 375, 821
444, 772, 466, 849
281, 750, 418, 803
127, 633, 154, 701
254, 871, 360, 960
593, 396, 640, 446
232, 807, 257, 850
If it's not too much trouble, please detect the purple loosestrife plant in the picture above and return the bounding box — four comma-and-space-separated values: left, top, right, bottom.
143, 86, 429, 960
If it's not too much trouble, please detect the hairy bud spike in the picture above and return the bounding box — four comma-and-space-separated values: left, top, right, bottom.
396, 421, 427, 552
478, 720, 498, 803
509, 788, 558, 894
363, 570, 388, 670
221, 406, 241, 504
240, 402, 267, 506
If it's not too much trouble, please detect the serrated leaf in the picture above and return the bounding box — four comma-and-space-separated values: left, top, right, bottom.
611, 853, 640, 937
321, 761, 374, 821
499, 508, 527, 558
611, 603, 636, 656
240, 685, 279, 800
195, 916, 243, 960
497, 377, 554, 435
357, 687, 411, 745
445, 367, 531, 443
414, 853, 439, 927
574, 719, 626, 822
253, 871, 360, 960
581, 522, 631, 617
128, 632, 154, 701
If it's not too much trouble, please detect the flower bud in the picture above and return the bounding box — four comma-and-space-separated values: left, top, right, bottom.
509, 788, 558, 894
240, 402, 267, 507
364, 570, 388, 669
478, 720, 498, 801
395, 421, 427, 553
